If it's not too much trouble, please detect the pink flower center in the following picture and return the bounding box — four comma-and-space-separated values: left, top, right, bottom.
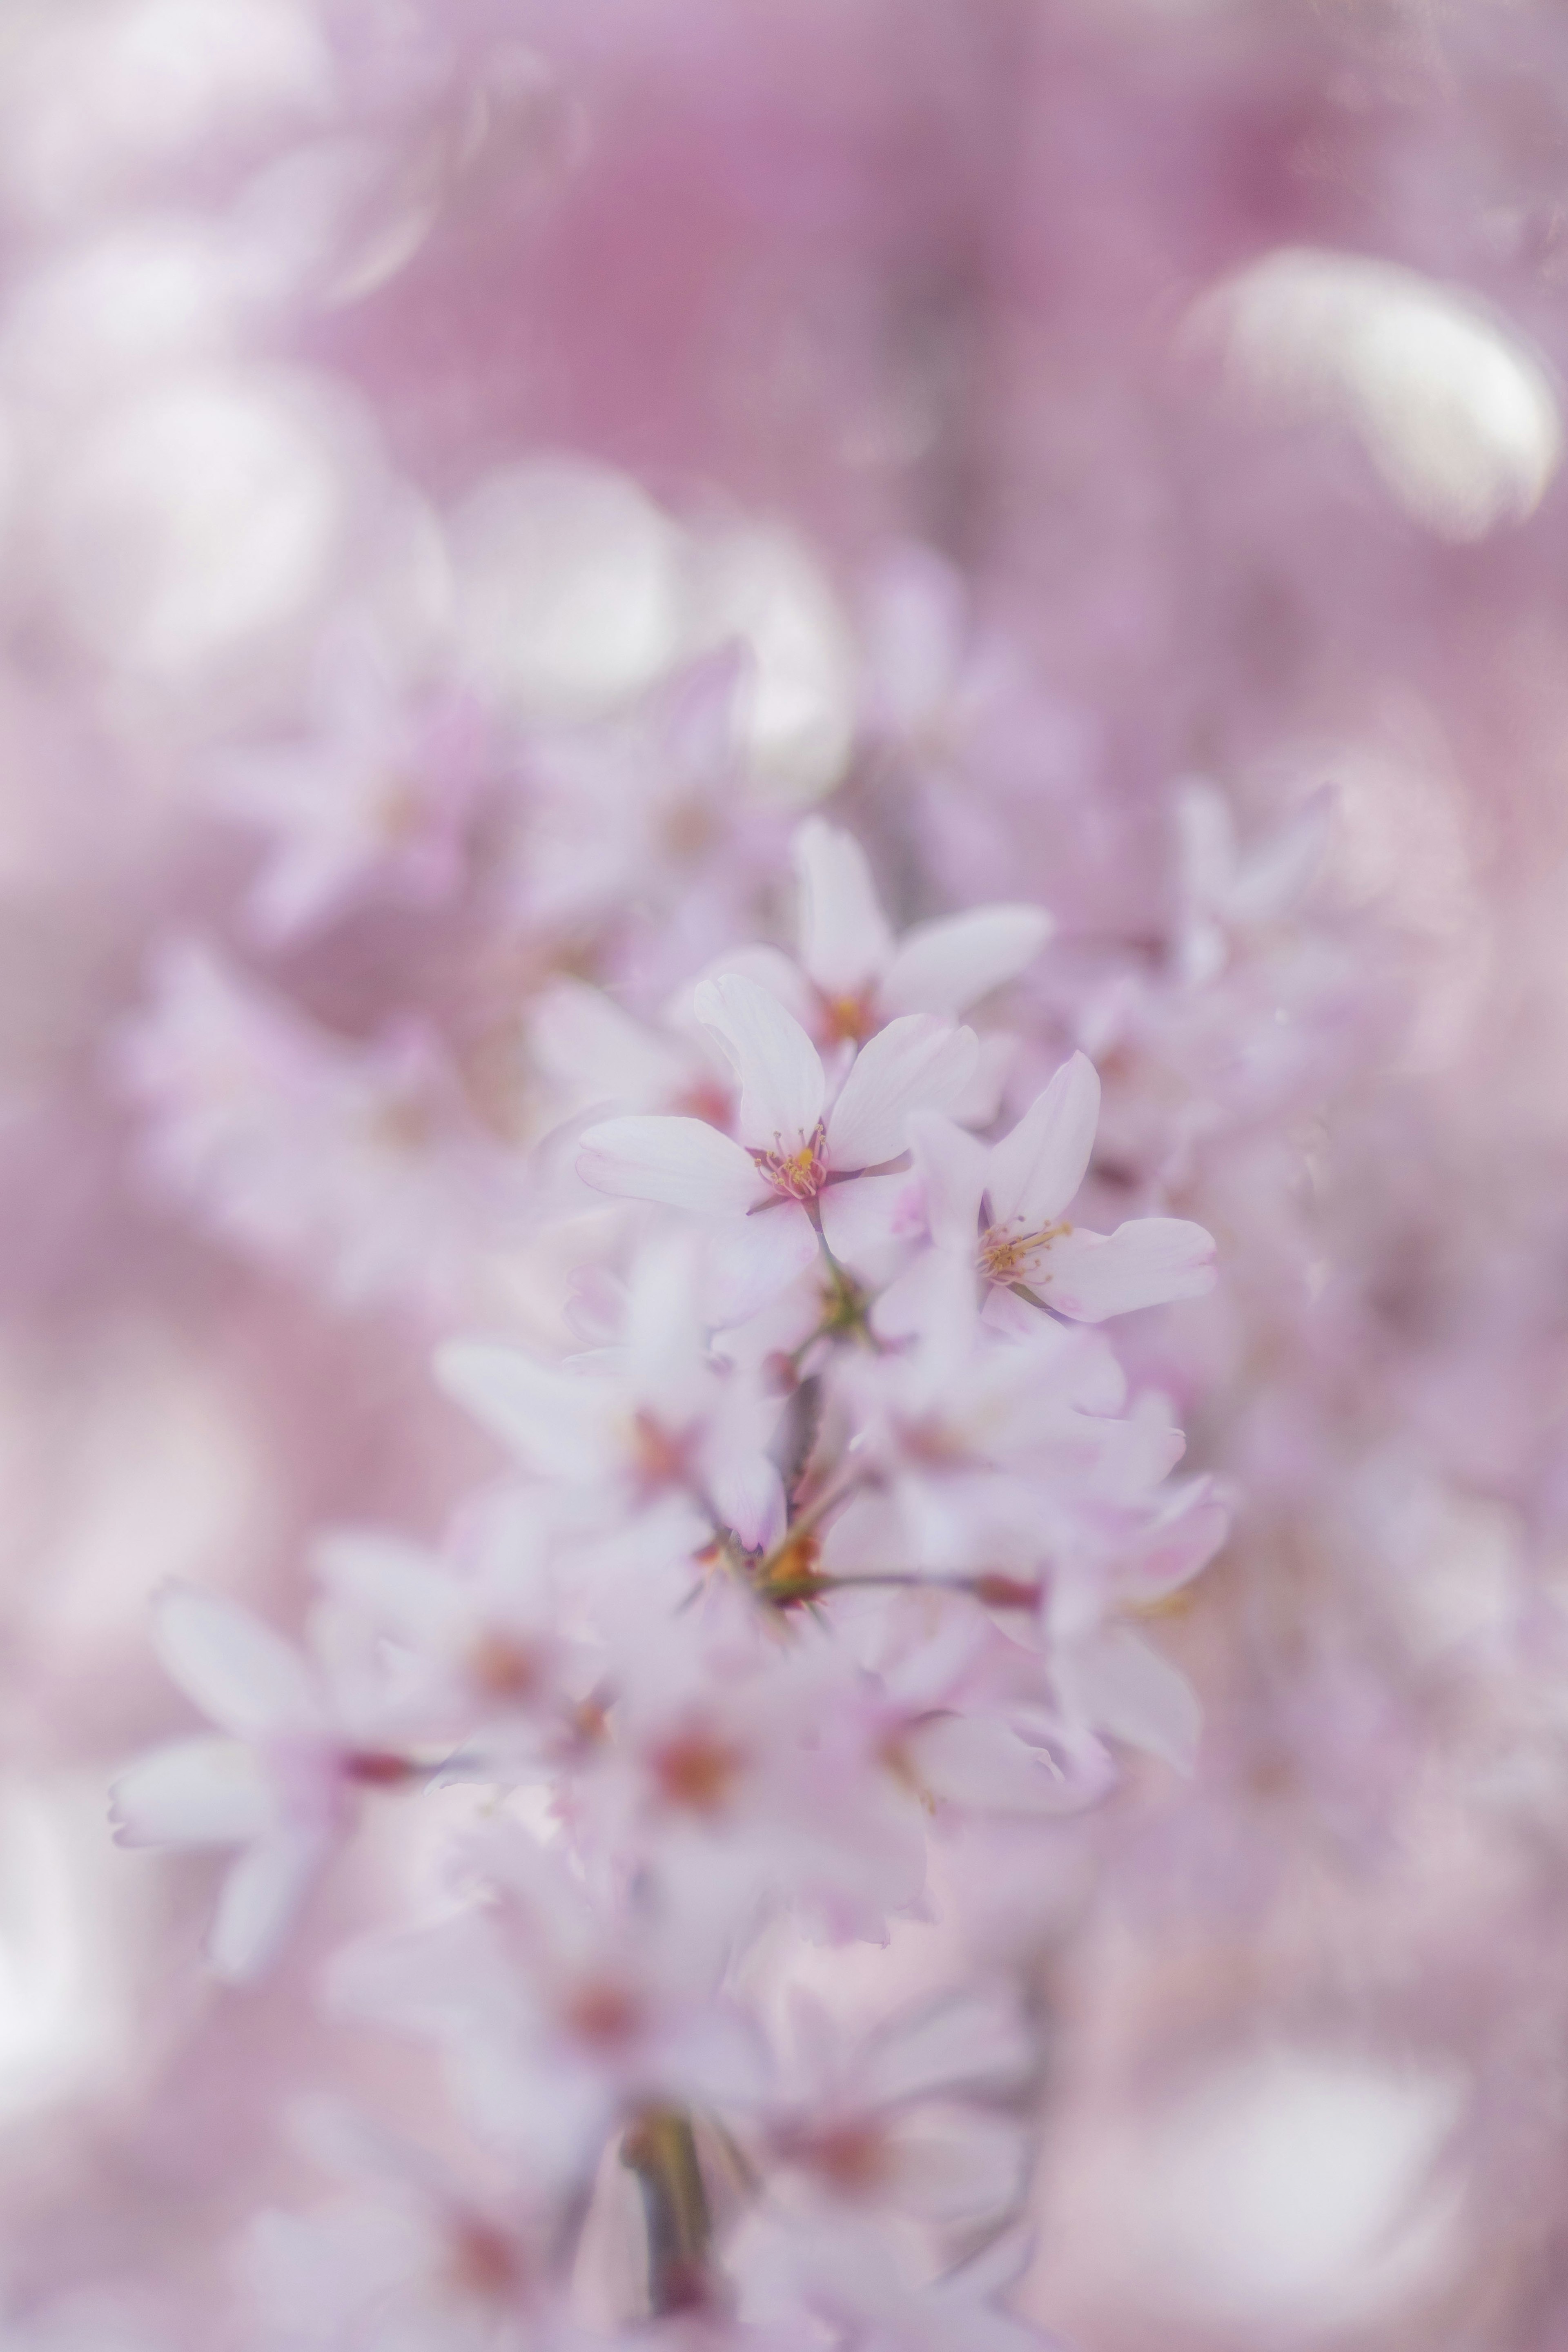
777, 2117, 893, 2194
751, 1121, 828, 1203
649, 1724, 746, 1816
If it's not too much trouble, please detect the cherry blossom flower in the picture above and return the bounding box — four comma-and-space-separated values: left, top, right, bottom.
435, 1236, 787, 1554
244, 2107, 572, 2352
895, 1051, 1216, 1327
216, 633, 488, 947
332, 1823, 762, 2189
117, 942, 519, 1306
311, 1494, 595, 1767
735, 2216, 1052, 2352
715, 817, 1052, 1056
576, 974, 978, 1313
110, 1584, 428, 1982
743, 1986, 1035, 2227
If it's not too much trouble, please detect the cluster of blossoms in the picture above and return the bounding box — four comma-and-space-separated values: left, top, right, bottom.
111, 817, 1222, 2344
4, 3, 1568, 2349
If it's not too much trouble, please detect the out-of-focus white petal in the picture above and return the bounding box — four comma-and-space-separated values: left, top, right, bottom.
825, 1018, 979, 1172
1116, 1477, 1231, 1606
434, 1343, 605, 1480
1060, 1626, 1202, 1773
531, 979, 690, 1106
906, 1111, 989, 1252
793, 817, 894, 996
872, 1244, 985, 1350
152, 1584, 322, 1741
884, 2111, 1031, 2222
313, 1533, 461, 1645
817, 1168, 919, 1271
209, 1830, 331, 1983
984, 1052, 1101, 1230
702, 1203, 818, 1326
110, 1735, 272, 1849
909, 1713, 1078, 1814
1045, 1217, 1216, 1322
686, 942, 817, 1035
858, 1989, 1036, 2107
692, 974, 825, 1152
577, 1115, 762, 1214
880, 904, 1052, 1017
710, 1454, 787, 1555
945, 1028, 1018, 1127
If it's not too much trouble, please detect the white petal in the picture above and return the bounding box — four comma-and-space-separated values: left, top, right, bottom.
1060, 1625, 1201, 1772
435, 1343, 606, 1479
313, 1532, 460, 1645
1174, 777, 1238, 909
710, 1454, 787, 1554
882, 2112, 1030, 2223
1229, 786, 1332, 924
871, 1245, 964, 1344
880, 904, 1052, 1017
859, 1989, 1035, 2105
701, 1203, 818, 1326
793, 817, 894, 996
906, 1111, 989, 1252
209, 1831, 331, 1983
825, 1018, 979, 1172
909, 1713, 1078, 1814
110, 1736, 272, 1848
817, 1169, 920, 1271
686, 944, 817, 1033
1116, 1478, 1231, 1605
152, 1584, 322, 1741
1044, 1217, 1216, 1322
692, 974, 824, 1152
984, 1052, 1100, 1229
577, 1115, 763, 1213
945, 1028, 1017, 1127
531, 979, 688, 1105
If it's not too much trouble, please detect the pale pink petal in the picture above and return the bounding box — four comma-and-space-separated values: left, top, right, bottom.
710, 1454, 787, 1554
531, 979, 690, 1105
824, 1018, 979, 1172
1229, 784, 1332, 924
983, 1051, 1101, 1229
793, 817, 894, 996
908, 1713, 1078, 1814
882, 2113, 1030, 2223
871, 1243, 967, 1343
1115, 1477, 1231, 1606
817, 1169, 920, 1268
434, 1343, 606, 1479
687, 944, 817, 1033
1174, 778, 1238, 908
870, 1251, 982, 1364
313, 1534, 461, 1645
977, 1283, 1042, 1340
577, 1115, 763, 1213
880, 904, 1052, 1017
691, 973, 824, 1152
701, 1203, 818, 1325
1044, 1216, 1216, 1322
209, 1830, 332, 1983
905, 1111, 988, 1251
110, 1736, 274, 1848
1059, 1626, 1201, 1773
152, 1585, 323, 1742
945, 1028, 1017, 1127
858, 1989, 1035, 2106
